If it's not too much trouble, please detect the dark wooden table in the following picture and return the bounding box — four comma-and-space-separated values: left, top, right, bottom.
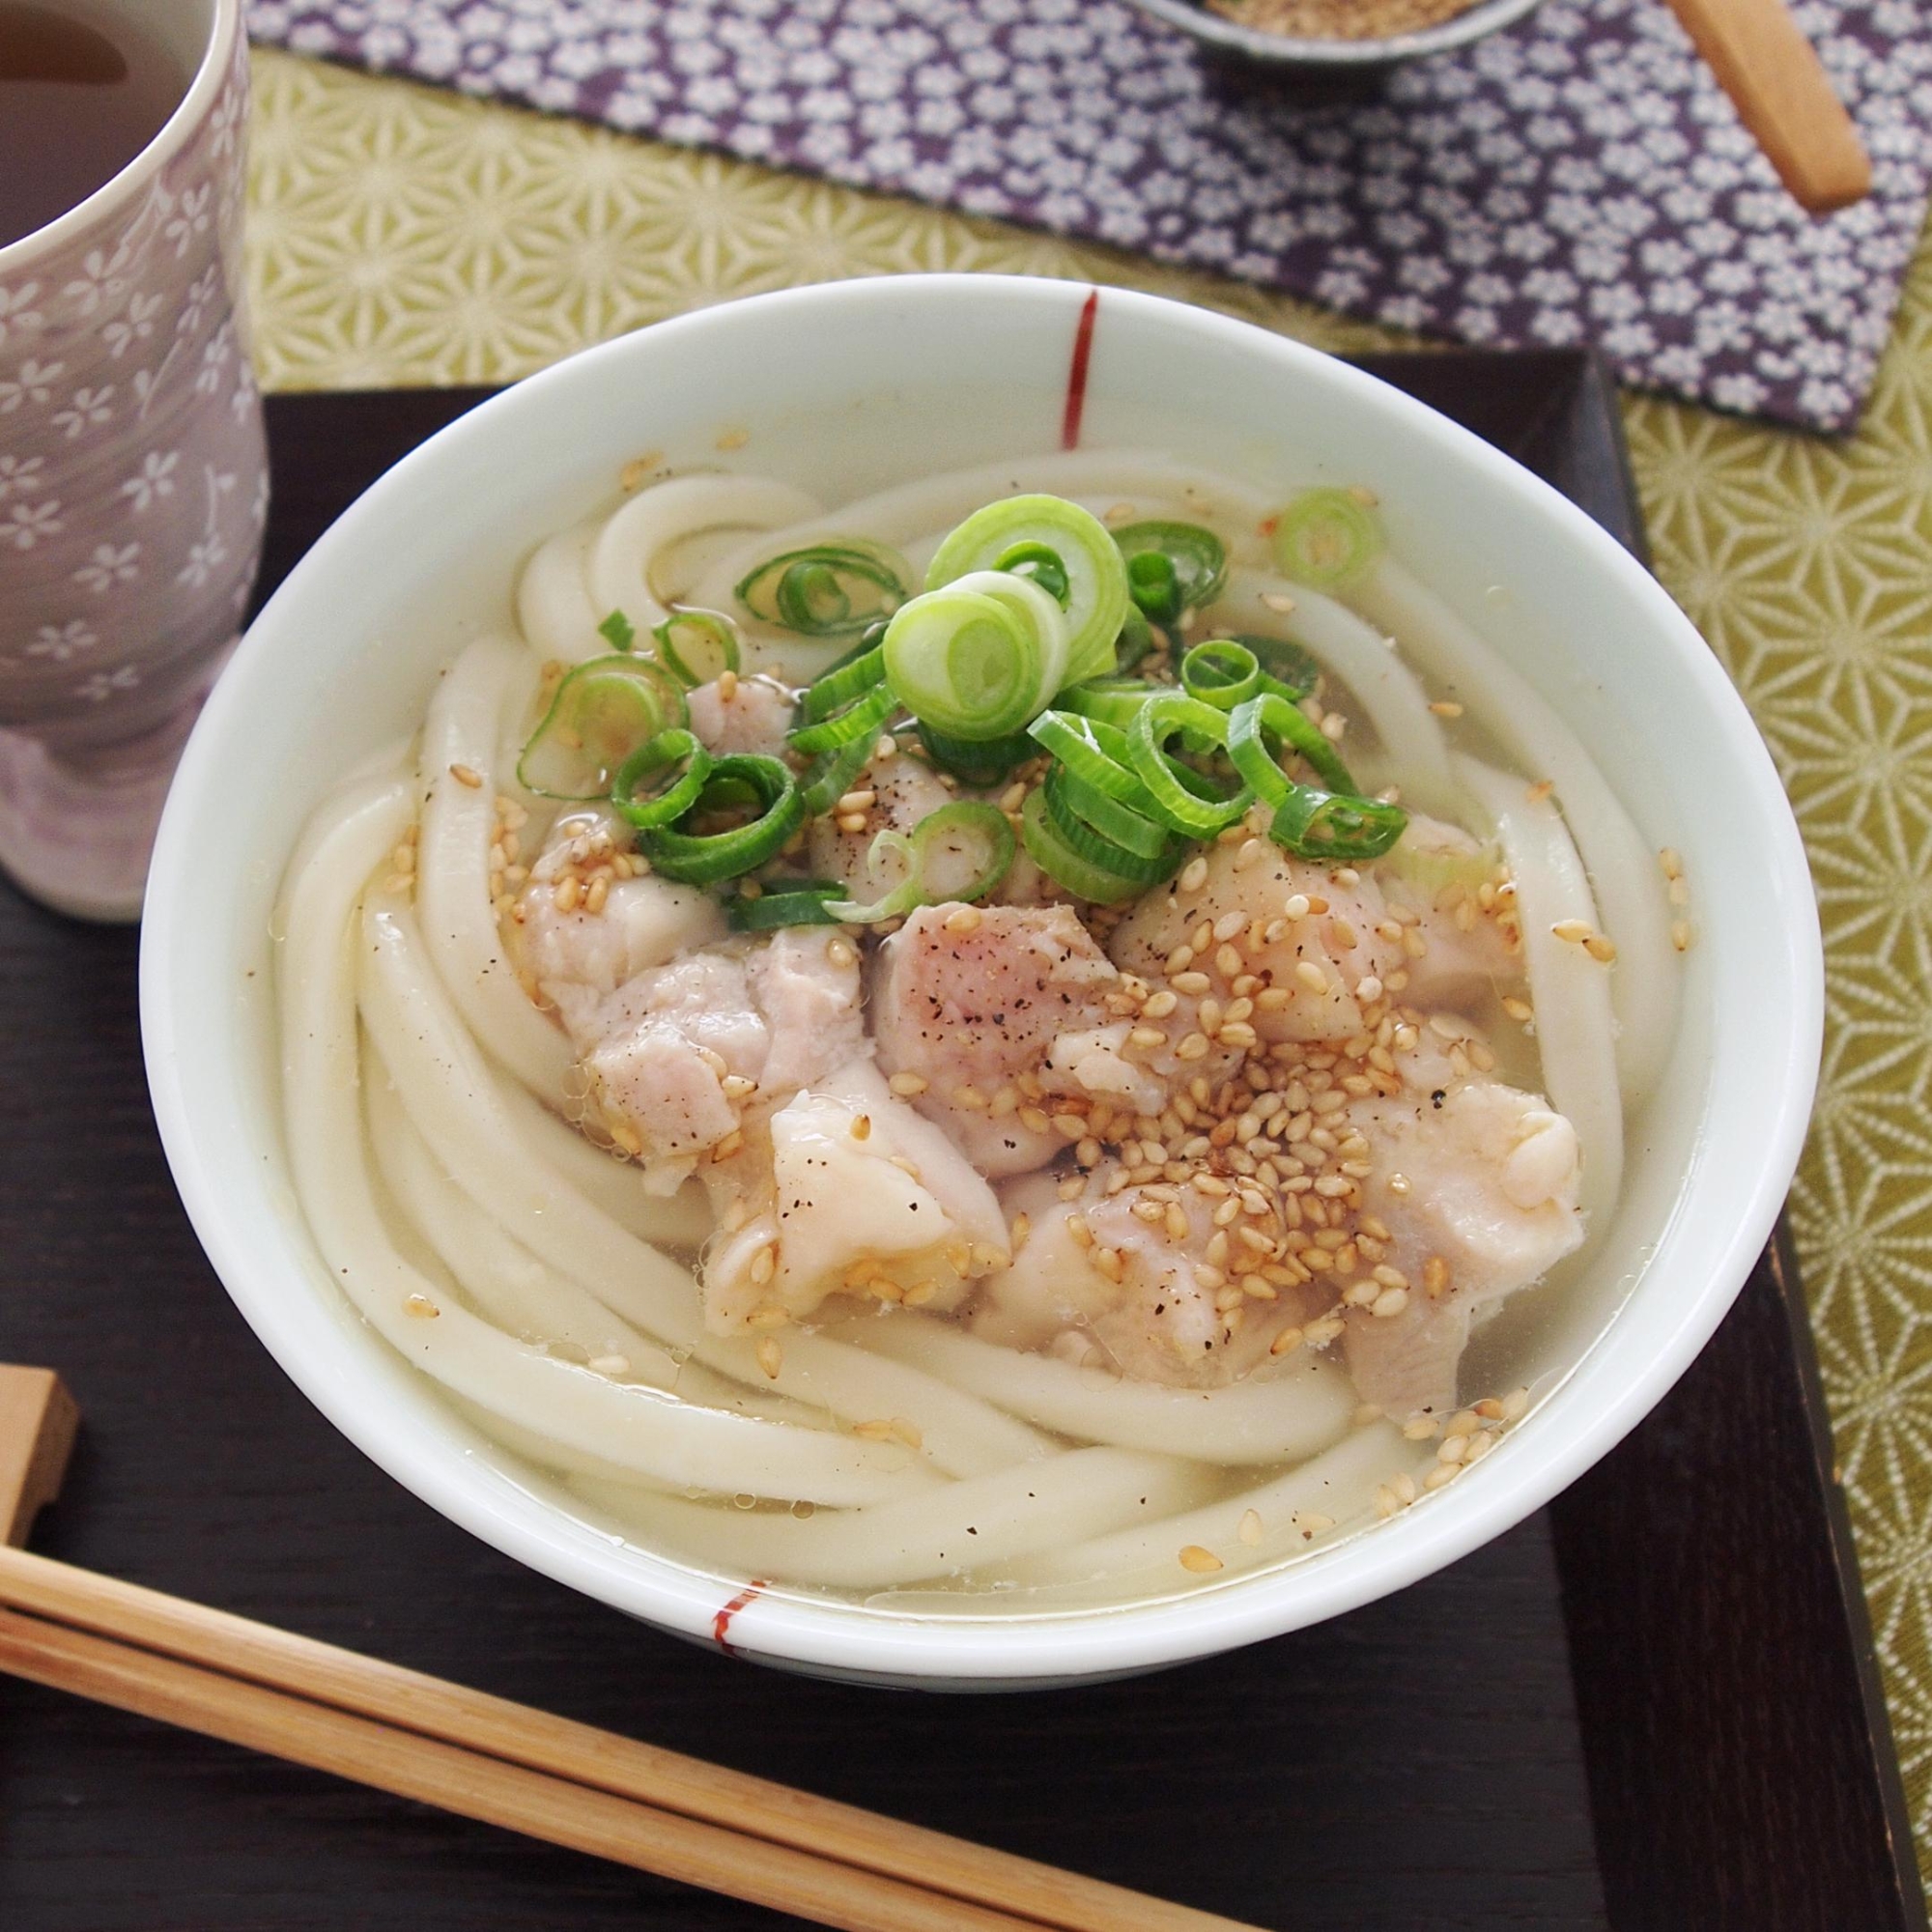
0, 355, 1919, 1931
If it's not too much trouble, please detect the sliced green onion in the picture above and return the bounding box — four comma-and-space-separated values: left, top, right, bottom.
926, 496, 1129, 687
736, 539, 910, 639
1113, 604, 1154, 674
612, 727, 712, 832
1114, 521, 1228, 619
1056, 677, 1160, 731
787, 679, 899, 756
1043, 768, 1183, 877
798, 642, 887, 724
919, 723, 1034, 786
1180, 639, 1262, 711
1208, 631, 1321, 700
517, 654, 686, 802
1269, 785, 1406, 862
1028, 709, 1147, 805
827, 800, 1015, 923
653, 609, 741, 689
882, 569, 1068, 741
1019, 785, 1148, 906
1124, 693, 1251, 839
598, 609, 637, 652
798, 733, 876, 817
726, 880, 846, 930
1126, 549, 1181, 624
1226, 691, 1357, 800
642, 753, 804, 884
1271, 488, 1384, 591
992, 540, 1070, 607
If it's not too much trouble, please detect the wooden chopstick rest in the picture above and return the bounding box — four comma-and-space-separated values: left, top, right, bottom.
0, 1368, 1255, 1932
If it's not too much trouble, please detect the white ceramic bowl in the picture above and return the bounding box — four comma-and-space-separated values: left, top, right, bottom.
141, 276, 1820, 1689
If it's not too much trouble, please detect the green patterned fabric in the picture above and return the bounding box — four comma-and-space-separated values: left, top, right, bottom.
244, 43, 1932, 1884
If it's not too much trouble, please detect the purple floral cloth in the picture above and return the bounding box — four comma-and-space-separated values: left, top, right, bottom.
246, 0, 1932, 431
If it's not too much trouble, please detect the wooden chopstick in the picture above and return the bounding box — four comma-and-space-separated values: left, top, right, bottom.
1662, 0, 1870, 214
0, 1547, 1258, 1932
0, 1603, 1037, 1932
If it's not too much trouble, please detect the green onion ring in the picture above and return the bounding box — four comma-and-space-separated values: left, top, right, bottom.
827, 800, 1015, 923
798, 733, 876, 818
1043, 768, 1184, 878
726, 881, 847, 930
919, 723, 1034, 786
1124, 693, 1251, 839
1226, 691, 1357, 800
881, 570, 1069, 741
1055, 678, 1160, 730
1027, 709, 1149, 806
992, 540, 1071, 607
787, 679, 900, 756
1269, 785, 1407, 862
516, 653, 687, 803
1180, 639, 1263, 711
642, 753, 804, 884
1018, 786, 1148, 906
736, 540, 910, 639
1271, 489, 1384, 592
652, 609, 742, 689
1113, 521, 1229, 614
612, 727, 713, 832
798, 642, 888, 724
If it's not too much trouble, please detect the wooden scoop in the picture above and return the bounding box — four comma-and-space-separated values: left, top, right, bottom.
0, 1364, 1253, 1932
1664, 0, 1871, 214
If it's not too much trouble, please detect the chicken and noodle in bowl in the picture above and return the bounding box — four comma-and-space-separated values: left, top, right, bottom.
278, 448, 1681, 1610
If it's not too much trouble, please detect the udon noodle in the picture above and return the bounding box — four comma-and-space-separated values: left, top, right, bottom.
276, 449, 1680, 1607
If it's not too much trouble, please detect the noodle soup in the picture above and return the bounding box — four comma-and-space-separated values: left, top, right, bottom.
275, 443, 1683, 1612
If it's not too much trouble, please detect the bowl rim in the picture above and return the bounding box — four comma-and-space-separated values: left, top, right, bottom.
1123, 0, 1549, 67
141, 274, 1822, 1682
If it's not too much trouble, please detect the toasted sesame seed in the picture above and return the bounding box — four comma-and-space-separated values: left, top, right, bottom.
1179, 1544, 1224, 1574
1372, 1286, 1409, 1320
1171, 970, 1212, 995
1423, 1255, 1450, 1296
1237, 1508, 1264, 1548
750, 1242, 778, 1285
1671, 919, 1693, 952
588, 1354, 631, 1377
448, 761, 484, 788
1550, 918, 1592, 945
1261, 591, 1296, 613
554, 875, 582, 914
944, 905, 983, 934
1143, 988, 1179, 1020
1501, 1386, 1530, 1421
1403, 1414, 1438, 1440
1179, 856, 1209, 893
1428, 699, 1464, 719
889, 1072, 928, 1097
756, 1334, 783, 1378
404, 1293, 440, 1320
716, 427, 749, 451
1294, 960, 1329, 995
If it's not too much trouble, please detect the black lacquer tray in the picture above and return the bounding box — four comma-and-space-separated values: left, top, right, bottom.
0, 354, 1920, 1932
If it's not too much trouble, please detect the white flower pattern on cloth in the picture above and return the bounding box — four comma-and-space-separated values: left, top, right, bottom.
246, 0, 1932, 431
25, 620, 99, 663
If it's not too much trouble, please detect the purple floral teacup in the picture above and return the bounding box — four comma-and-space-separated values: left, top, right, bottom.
0, 0, 264, 921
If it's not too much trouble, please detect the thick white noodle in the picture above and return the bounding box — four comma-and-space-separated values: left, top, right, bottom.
489, 1069, 713, 1253
280, 788, 919, 1505
1458, 756, 1624, 1217
1213, 567, 1460, 814
841, 1315, 1357, 1466
1351, 561, 1676, 1100
576, 1446, 1209, 1590
590, 475, 821, 635
516, 520, 608, 666
995, 1420, 1410, 1594
416, 636, 575, 1100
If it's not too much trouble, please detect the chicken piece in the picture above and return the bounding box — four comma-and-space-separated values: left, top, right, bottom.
686, 672, 795, 759
568, 927, 864, 1193
1108, 830, 1518, 1042
808, 752, 951, 898
1341, 1078, 1583, 1419
975, 1167, 1319, 1386
702, 1059, 1009, 1331
514, 811, 726, 1016
871, 902, 1122, 1177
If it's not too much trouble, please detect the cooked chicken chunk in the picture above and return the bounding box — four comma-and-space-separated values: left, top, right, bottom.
808, 752, 951, 899
686, 672, 795, 759
1108, 825, 1518, 1041
702, 1060, 1010, 1331
976, 1166, 1320, 1385
1341, 1078, 1583, 1418
871, 903, 1122, 1176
